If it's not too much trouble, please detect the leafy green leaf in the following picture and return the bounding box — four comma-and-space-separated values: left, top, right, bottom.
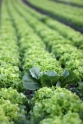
58, 70, 79, 87
22, 74, 40, 90
62, 70, 69, 77
29, 67, 41, 79
44, 71, 58, 77
56, 81, 61, 88
41, 71, 59, 87
79, 111, 83, 121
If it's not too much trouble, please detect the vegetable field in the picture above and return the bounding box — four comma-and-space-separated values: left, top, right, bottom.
0, 0, 83, 123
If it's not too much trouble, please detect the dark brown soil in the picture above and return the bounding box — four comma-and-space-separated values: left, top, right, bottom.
51, 0, 83, 8
22, 0, 83, 33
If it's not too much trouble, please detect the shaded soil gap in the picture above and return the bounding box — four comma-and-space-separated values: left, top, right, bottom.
22, 0, 83, 33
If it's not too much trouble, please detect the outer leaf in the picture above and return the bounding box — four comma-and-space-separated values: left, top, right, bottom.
62, 70, 69, 77
64, 70, 78, 83
79, 111, 83, 121
41, 71, 59, 87
56, 81, 61, 88
22, 74, 40, 90
41, 74, 51, 87
59, 70, 79, 87
44, 71, 58, 77
29, 67, 41, 79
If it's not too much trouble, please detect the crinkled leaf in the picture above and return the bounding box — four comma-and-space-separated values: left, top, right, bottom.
22, 74, 40, 90
29, 67, 41, 79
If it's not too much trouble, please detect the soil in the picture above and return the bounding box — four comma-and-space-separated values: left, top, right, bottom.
22, 0, 83, 33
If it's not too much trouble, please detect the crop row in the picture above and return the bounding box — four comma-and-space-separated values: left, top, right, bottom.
12, 0, 83, 81
0, 2, 21, 89
0, 1, 28, 123
0, 0, 83, 123
29, 87, 83, 124
7, 0, 81, 123
16, 0, 83, 49
27, 0, 83, 30
7, 0, 62, 81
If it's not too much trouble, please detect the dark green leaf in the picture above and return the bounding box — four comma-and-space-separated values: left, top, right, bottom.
22, 74, 40, 90
79, 111, 83, 121
56, 81, 61, 88
78, 81, 83, 98
62, 70, 69, 77
59, 70, 79, 87
41, 71, 59, 87
41, 74, 51, 87
40, 15, 48, 22
44, 71, 58, 77
78, 81, 83, 90
29, 67, 41, 79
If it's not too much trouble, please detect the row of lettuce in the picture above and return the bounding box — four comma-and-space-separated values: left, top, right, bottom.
0, 0, 83, 123
7, 0, 83, 123
0, 0, 62, 123
16, 0, 83, 49
12, 0, 83, 100
0, 4, 21, 89
7, 0, 62, 78
0, 1, 28, 124
27, 0, 83, 30
12, 0, 83, 81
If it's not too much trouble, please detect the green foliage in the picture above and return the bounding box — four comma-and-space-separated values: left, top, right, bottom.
23, 49, 62, 74
56, 70, 79, 87
22, 74, 40, 90
14, 1, 83, 81
28, 0, 83, 29
30, 87, 83, 123
0, 87, 27, 105
40, 112, 83, 124
0, 63, 21, 90
0, 3, 22, 91
0, 88, 28, 124
0, 99, 28, 124
22, 66, 83, 99
2, 0, 83, 124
